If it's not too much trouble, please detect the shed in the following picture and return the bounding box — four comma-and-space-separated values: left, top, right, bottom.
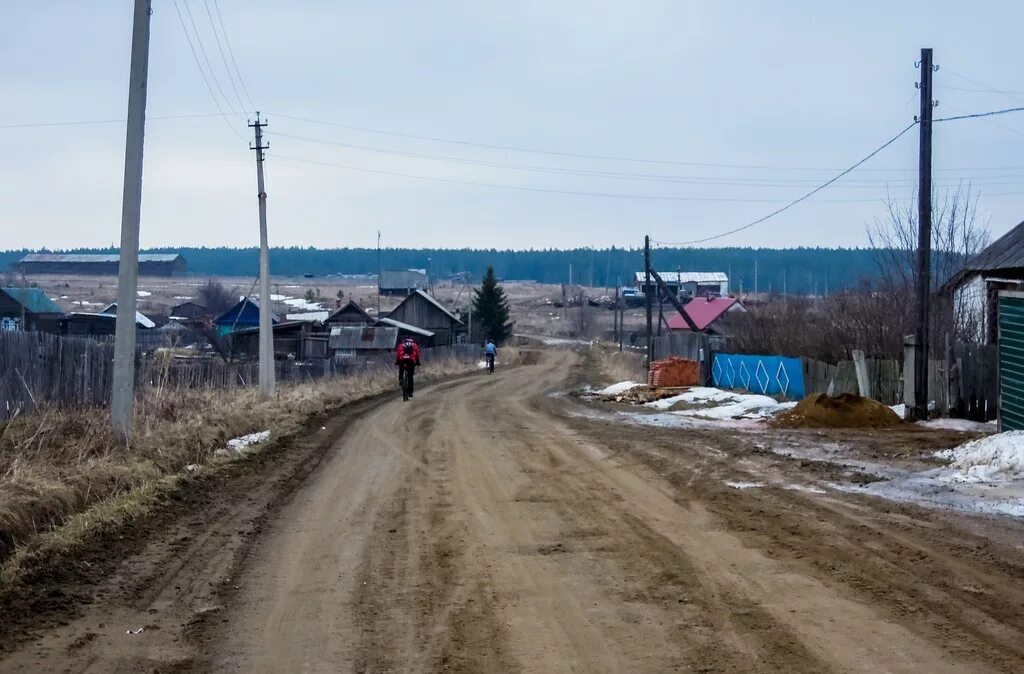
387, 290, 463, 346
325, 300, 375, 326
232, 321, 325, 360
946, 219, 1024, 344
214, 298, 279, 336
170, 301, 209, 320
100, 303, 157, 329
635, 271, 729, 298
380, 269, 429, 296
0, 287, 63, 332
328, 325, 399, 355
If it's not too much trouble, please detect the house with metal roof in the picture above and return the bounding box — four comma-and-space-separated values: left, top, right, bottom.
387, 290, 463, 346
0, 287, 63, 332
214, 298, 280, 336
328, 325, 399, 355
634, 271, 729, 298
379, 269, 429, 296
15, 253, 187, 277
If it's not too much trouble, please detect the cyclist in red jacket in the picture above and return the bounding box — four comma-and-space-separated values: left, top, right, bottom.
395, 337, 422, 397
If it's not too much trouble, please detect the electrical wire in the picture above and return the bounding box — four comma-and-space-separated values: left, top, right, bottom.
269, 129, 1024, 189
274, 152, 929, 204
212, 0, 257, 112
0, 112, 228, 129
650, 121, 919, 246
171, 0, 246, 142
933, 106, 1024, 123
180, 0, 242, 117
202, 0, 248, 114
938, 103, 1024, 138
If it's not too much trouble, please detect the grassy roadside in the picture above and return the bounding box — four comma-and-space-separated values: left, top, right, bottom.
0, 356, 482, 587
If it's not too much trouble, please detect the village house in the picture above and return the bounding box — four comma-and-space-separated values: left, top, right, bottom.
667, 296, 746, 334
379, 269, 429, 296
947, 220, 1024, 344
325, 300, 375, 326
635, 271, 729, 299
0, 287, 63, 332
214, 297, 279, 336
387, 289, 463, 346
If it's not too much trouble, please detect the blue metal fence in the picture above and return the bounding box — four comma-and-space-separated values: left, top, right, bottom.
711, 352, 805, 399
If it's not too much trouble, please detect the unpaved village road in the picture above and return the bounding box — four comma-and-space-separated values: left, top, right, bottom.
6, 349, 1024, 672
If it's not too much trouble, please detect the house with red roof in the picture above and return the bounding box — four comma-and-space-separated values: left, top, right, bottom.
667, 296, 745, 334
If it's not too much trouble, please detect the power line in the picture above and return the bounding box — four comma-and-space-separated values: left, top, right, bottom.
201, 0, 248, 114
936, 84, 1024, 96
271, 112, 920, 173
179, 0, 242, 117
0, 112, 228, 129
171, 0, 245, 141
270, 129, 1024, 189
650, 121, 919, 246
934, 105, 1024, 122
212, 0, 257, 111
939, 103, 1024, 138
274, 152, 929, 204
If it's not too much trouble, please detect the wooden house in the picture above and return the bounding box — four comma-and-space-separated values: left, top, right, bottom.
387, 290, 463, 346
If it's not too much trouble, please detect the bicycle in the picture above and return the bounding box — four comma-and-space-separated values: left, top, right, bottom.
398, 362, 415, 401
486, 353, 495, 374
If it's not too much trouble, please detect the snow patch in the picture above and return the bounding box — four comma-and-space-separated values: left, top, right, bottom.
286, 311, 330, 322
725, 481, 764, 489
890, 403, 906, 418
137, 290, 152, 297
919, 418, 995, 433
594, 381, 642, 396
226, 431, 271, 452
936, 431, 1024, 483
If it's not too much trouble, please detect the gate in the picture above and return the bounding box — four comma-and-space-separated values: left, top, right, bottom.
999, 292, 1024, 430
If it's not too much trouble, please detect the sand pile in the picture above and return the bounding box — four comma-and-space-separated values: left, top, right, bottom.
772, 392, 903, 429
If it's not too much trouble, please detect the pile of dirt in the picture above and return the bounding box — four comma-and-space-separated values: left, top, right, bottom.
772, 392, 903, 429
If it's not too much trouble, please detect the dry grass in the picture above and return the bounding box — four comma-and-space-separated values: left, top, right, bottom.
0, 356, 477, 571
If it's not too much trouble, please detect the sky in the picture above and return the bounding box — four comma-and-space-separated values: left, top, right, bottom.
3, 1, 1024, 251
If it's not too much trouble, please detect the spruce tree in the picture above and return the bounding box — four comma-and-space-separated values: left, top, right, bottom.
472, 266, 514, 343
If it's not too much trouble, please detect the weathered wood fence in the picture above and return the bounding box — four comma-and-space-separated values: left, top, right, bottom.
1, 332, 481, 420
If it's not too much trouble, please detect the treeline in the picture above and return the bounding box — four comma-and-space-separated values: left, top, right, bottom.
1, 246, 888, 295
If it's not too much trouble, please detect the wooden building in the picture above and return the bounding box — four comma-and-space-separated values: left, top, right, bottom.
379, 269, 429, 296
387, 290, 463, 346
0, 288, 63, 332
325, 300, 375, 326
16, 253, 187, 277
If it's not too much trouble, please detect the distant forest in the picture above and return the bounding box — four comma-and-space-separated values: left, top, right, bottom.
0, 246, 888, 295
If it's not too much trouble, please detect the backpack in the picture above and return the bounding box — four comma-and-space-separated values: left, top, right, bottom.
403, 341, 414, 356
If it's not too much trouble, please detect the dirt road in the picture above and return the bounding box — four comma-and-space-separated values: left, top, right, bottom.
5, 349, 1024, 672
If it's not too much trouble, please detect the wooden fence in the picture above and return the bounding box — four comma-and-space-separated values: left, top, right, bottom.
1, 332, 481, 420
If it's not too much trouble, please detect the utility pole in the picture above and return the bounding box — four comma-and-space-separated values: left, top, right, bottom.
377, 230, 382, 316
111, 0, 152, 437
644, 236, 653, 368
19, 263, 27, 330
914, 47, 935, 420
754, 259, 759, 299
249, 112, 275, 397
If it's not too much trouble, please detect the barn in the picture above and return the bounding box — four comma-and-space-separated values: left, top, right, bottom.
387, 290, 463, 346
15, 253, 187, 277
379, 269, 429, 296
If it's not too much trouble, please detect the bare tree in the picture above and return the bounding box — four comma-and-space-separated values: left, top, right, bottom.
197, 279, 236, 314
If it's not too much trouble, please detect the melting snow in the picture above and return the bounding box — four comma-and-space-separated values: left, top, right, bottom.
725, 481, 764, 489
919, 418, 996, 433
227, 430, 271, 452
935, 431, 1024, 483
594, 381, 642, 396
137, 290, 152, 297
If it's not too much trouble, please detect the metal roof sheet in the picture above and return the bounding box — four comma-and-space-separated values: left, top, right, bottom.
634, 271, 729, 283
0, 287, 63, 314
668, 297, 743, 331
19, 253, 183, 264
328, 325, 399, 350
377, 317, 435, 337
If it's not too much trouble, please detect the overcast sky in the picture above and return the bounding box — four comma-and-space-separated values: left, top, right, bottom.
3, 1, 1024, 251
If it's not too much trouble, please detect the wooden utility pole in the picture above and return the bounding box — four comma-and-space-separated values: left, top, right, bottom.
376, 230, 382, 316
19, 263, 27, 330
914, 47, 935, 420
249, 112, 275, 397
645, 236, 653, 368
111, 0, 152, 436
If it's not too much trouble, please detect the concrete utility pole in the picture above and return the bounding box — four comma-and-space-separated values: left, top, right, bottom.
249, 112, 275, 397
644, 236, 653, 368
914, 47, 935, 420
111, 0, 153, 436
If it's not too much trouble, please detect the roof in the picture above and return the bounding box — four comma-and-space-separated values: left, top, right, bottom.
214, 297, 280, 326
408, 289, 463, 325
235, 320, 309, 336
100, 303, 156, 329
19, 253, 183, 264
376, 317, 435, 337
64, 311, 155, 328
947, 221, 1024, 289
328, 325, 399, 350
326, 300, 374, 323
667, 297, 743, 331
0, 287, 63, 314
635, 271, 729, 284
379, 269, 428, 289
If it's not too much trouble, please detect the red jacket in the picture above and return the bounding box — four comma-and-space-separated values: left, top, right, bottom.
395, 339, 421, 364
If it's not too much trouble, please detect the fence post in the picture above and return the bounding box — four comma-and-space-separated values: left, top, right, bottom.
852, 349, 871, 399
